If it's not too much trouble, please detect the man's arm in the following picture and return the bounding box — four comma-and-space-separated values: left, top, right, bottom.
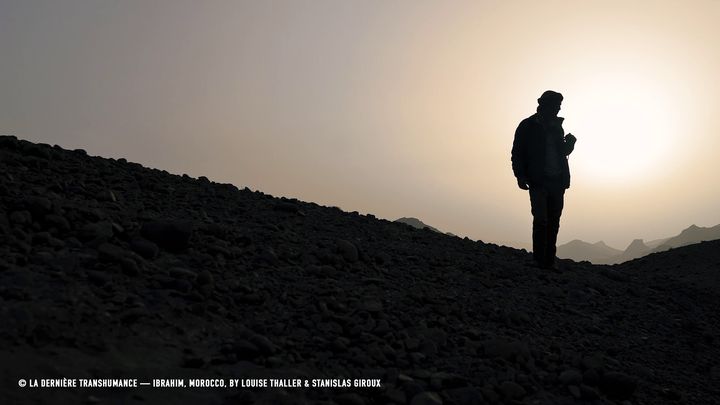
511, 121, 529, 189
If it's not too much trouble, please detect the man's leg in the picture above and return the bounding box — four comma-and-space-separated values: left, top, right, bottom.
545, 189, 565, 266
529, 187, 549, 266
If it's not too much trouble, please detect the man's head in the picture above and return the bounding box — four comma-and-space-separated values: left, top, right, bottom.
537, 90, 563, 117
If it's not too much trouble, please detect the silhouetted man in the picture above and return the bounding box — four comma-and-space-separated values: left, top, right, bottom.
511, 90, 576, 269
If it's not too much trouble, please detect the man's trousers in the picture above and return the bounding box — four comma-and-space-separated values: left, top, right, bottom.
529, 182, 565, 267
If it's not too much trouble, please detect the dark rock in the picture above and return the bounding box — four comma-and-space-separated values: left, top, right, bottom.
182, 357, 205, 368
170, 267, 198, 281
231, 340, 260, 360
482, 338, 528, 361
196, 270, 214, 286
660, 387, 682, 400
442, 386, 483, 405
336, 239, 359, 262
87, 270, 112, 286
140, 220, 194, 252
250, 334, 277, 355
79, 221, 114, 242
43, 214, 71, 232
558, 369, 583, 385
9, 210, 32, 225
273, 201, 300, 214
580, 385, 600, 400
335, 393, 366, 405
23, 196, 52, 217
96, 189, 117, 202
97, 243, 126, 262
130, 237, 159, 260
119, 257, 140, 276
384, 388, 406, 404
599, 371, 637, 399
409, 391, 443, 405
498, 381, 526, 399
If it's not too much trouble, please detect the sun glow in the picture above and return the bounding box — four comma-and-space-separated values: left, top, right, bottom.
565, 76, 680, 185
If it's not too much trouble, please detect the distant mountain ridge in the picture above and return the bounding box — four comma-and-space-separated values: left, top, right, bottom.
556, 240, 623, 264
394, 217, 456, 236
394, 217, 440, 232
558, 224, 720, 264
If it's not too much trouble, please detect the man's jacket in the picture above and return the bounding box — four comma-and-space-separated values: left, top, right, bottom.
511, 113, 574, 189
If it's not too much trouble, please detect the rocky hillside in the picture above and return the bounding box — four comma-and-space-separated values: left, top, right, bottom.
1, 135, 719, 405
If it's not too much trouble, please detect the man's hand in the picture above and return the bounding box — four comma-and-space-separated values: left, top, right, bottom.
517, 178, 529, 190
564, 133, 577, 155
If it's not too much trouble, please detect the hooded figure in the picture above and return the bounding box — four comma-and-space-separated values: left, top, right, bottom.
511, 90, 577, 269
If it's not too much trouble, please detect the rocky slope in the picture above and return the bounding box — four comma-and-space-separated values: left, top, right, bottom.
1, 135, 719, 405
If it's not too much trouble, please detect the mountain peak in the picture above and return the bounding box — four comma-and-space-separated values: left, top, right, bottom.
394, 217, 440, 233
627, 238, 646, 247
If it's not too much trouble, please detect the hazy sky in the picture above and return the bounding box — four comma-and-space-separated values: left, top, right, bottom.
2, 0, 719, 250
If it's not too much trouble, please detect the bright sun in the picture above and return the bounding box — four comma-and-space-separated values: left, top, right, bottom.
563, 77, 679, 185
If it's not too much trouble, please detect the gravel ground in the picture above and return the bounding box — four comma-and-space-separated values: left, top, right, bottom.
1, 135, 718, 405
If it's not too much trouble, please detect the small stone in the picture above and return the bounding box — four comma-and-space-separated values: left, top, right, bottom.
130, 238, 159, 260
259, 247, 279, 264
79, 221, 114, 242
120, 257, 140, 276
384, 388, 406, 404
583, 368, 600, 386
480, 385, 500, 403
96, 189, 117, 202
429, 372, 466, 391
336, 239, 359, 262
660, 387, 682, 400
9, 210, 32, 225
140, 220, 194, 252
31, 232, 53, 245
499, 381, 526, 399
182, 357, 205, 368
580, 385, 600, 399
410, 391, 443, 405
482, 338, 528, 361
335, 393, 365, 405
442, 386, 484, 405
87, 270, 112, 286
559, 369, 583, 385
196, 270, 214, 286
232, 340, 260, 360
582, 353, 605, 370
250, 334, 277, 355
403, 380, 425, 400
599, 372, 637, 399
363, 299, 383, 313
119, 307, 147, 323
273, 201, 300, 214
23, 196, 52, 217
170, 267, 197, 281
97, 243, 126, 263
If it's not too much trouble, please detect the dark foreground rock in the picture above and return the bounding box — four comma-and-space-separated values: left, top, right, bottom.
1, 135, 719, 404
